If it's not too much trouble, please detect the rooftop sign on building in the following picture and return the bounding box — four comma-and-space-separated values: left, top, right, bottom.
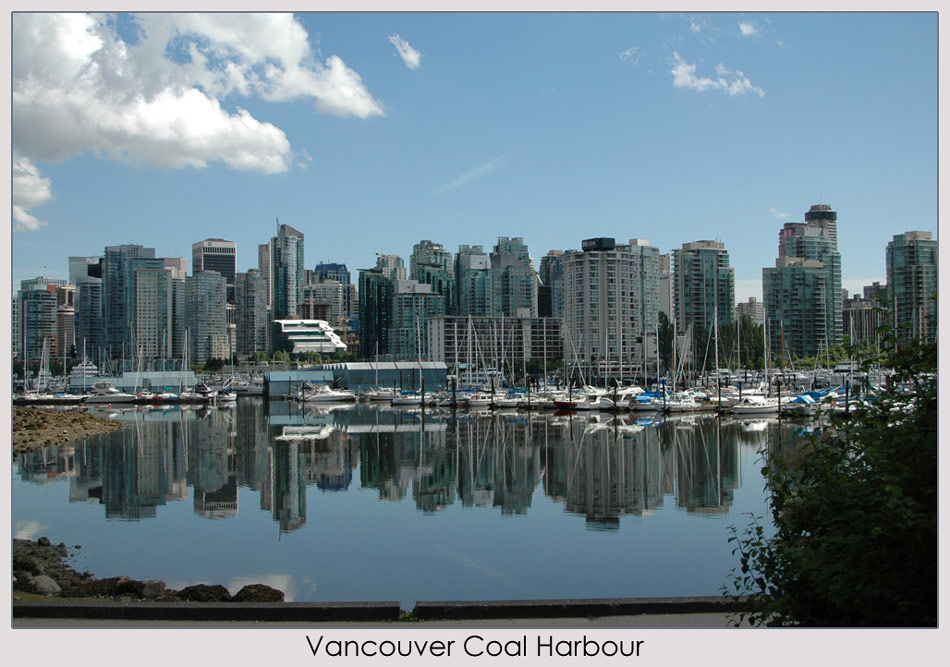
581, 237, 616, 252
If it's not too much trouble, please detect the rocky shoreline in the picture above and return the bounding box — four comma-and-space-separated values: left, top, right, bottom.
12, 406, 124, 456
13, 537, 285, 603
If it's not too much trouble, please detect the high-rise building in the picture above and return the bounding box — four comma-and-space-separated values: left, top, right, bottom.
313, 262, 352, 315
762, 204, 843, 360
455, 245, 494, 317
538, 250, 565, 318
74, 276, 103, 362
16, 277, 67, 363
192, 239, 236, 303
185, 270, 228, 364
68, 256, 100, 285
298, 280, 345, 329
376, 253, 407, 281
103, 244, 156, 358
411, 240, 456, 316
563, 238, 661, 380
389, 280, 446, 359
129, 258, 182, 361
358, 262, 394, 359
235, 269, 269, 357
491, 237, 537, 318
735, 297, 765, 326
672, 240, 735, 335
886, 231, 938, 344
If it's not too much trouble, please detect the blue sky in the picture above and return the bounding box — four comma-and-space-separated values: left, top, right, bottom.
9, 11, 938, 303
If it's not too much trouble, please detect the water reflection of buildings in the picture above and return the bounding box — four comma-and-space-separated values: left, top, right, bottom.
14, 403, 788, 534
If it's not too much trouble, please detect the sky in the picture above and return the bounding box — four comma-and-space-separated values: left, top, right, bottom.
8, 11, 939, 305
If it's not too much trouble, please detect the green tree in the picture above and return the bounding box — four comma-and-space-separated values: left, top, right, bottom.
724, 339, 937, 626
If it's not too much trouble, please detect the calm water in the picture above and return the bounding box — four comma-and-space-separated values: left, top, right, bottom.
12, 400, 801, 608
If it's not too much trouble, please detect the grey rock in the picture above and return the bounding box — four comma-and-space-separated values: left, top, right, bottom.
32, 575, 62, 595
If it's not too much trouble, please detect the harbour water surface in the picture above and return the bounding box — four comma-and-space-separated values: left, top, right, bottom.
12, 399, 802, 609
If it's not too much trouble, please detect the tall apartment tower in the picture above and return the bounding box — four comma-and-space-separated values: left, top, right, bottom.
185, 270, 228, 364
16, 277, 68, 363
672, 240, 735, 335
411, 240, 456, 316
129, 257, 183, 361
762, 204, 843, 360
375, 253, 407, 281
103, 244, 156, 359
455, 245, 494, 317
886, 231, 938, 344
563, 238, 661, 380
235, 269, 269, 357
389, 279, 446, 359
193, 239, 237, 303
358, 257, 397, 359
491, 236, 537, 318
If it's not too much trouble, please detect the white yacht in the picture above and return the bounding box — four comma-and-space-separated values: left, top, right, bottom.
84, 381, 136, 404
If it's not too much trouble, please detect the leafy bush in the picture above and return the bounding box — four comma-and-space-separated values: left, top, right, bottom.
724, 340, 937, 627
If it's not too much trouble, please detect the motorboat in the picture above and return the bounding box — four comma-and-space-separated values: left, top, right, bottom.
297, 382, 356, 403
84, 381, 136, 404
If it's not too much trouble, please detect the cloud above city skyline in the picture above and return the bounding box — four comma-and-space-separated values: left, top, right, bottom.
12, 13, 384, 232
670, 52, 765, 97
389, 33, 421, 69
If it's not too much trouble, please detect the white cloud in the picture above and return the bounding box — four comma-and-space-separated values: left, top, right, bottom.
769, 207, 789, 220
619, 46, 644, 65
689, 17, 703, 33
12, 13, 384, 174
389, 33, 421, 70
670, 52, 764, 97
12, 156, 52, 232
738, 21, 759, 37
432, 155, 512, 195
12, 12, 386, 231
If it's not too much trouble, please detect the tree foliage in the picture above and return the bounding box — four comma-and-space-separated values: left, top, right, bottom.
724, 339, 937, 626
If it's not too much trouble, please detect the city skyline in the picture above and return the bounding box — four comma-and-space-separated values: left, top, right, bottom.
9, 12, 938, 305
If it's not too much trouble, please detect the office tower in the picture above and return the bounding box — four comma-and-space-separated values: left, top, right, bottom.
235, 269, 269, 357
762, 204, 843, 360
886, 231, 938, 344
358, 263, 394, 359
538, 250, 565, 318
192, 239, 236, 303
672, 240, 735, 335
410, 240, 456, 316
16, 277, 67, 363
185, 270, 228, 364
74, 276, 103, 362
563, 238, 660, 380
103, 244, 156, 358
456, 245, 494, 317
389, 280, 446, 359
313, 262, 352, 315
56, 285, 76, 360
271, 223, 305, 321
491, 236, 538, 318
68, 256, 100, 285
